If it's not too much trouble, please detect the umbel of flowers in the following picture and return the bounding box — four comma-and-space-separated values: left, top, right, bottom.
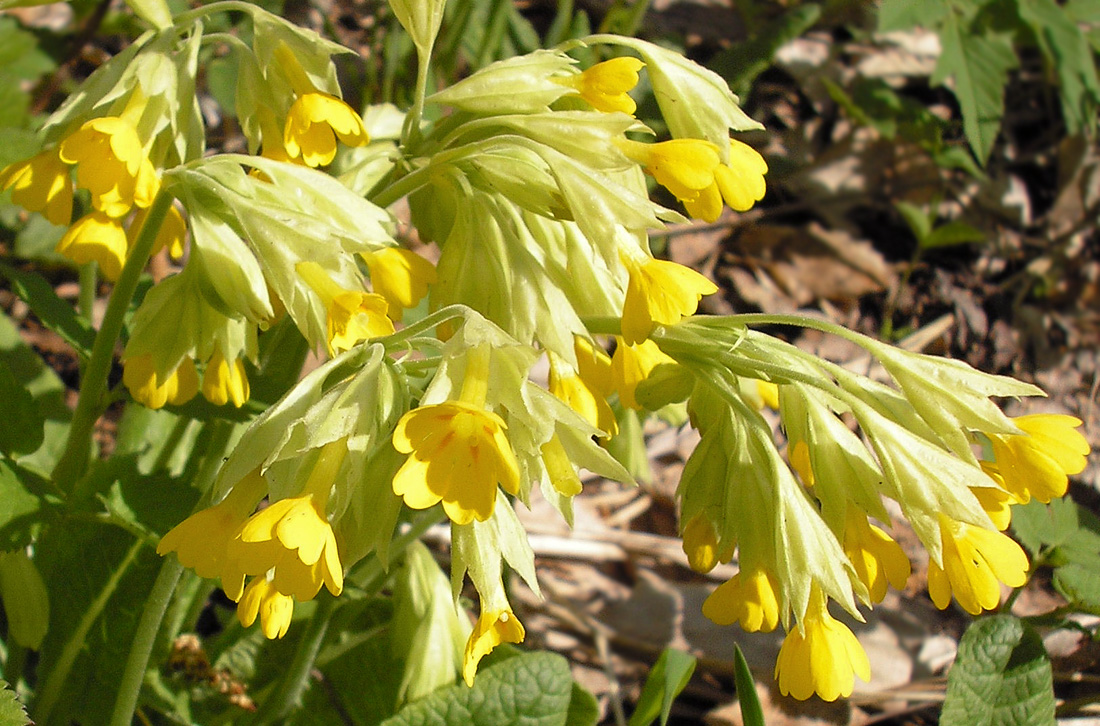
2, 0, 1091, 704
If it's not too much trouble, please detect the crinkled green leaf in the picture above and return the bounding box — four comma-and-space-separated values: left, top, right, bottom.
0, 263, 96, 359
0, 457, 54, 549
0, 680, 29, 726
628, 648, 696, 726
1053, 563, 1100, 615
931, 11, 1017, 164
877, 0, 947, 32
381, 651, 576, 726
941, 615, 1054, 726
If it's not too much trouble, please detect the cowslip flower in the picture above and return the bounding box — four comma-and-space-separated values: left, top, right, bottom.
683, 139, 768, 222
462, 607, 525, 686
617, 137, 721, 203
984, 414, 1090, 504
202, 345, 250, 408
547, 339, 617, 437
56, 212, 129, 281
283, 92, 369, 167
610, 337, 676, 409
555, 57, 645, 115
681, 514, 721, 573
702, 568, 781, 633
392, 400, 521, 525
842, 508, 910, 604
971, 478, 1016, 530
774, 588, 870, 701
157, 470, 267, 581
620, 254, 718, 344
123, 353, 199, 409
362, 247, 438, 321
227, 442, 346, 605
392, 345, 521, 525
0, 147, 73, 226
927, 514, 1029, 615
130, 202, 188, 260
297, 261, 394, 354
58, 116, 158, 218
237, 575, 294, 640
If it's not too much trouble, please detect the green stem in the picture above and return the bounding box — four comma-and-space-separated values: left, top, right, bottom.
77, 263, 96, 324
107, 558, 184, 726
170, 0, 257, 27
106, 418, 236, 726
370, 163, 435, 209
54, 191, 175, 506
252, 509, 443, 722
33, 539, 144, 724
251, 595, 336, 725
380, 304, 469, 351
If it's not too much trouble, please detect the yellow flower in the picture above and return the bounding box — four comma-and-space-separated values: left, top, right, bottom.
774, 591, 870, 702
755, 380, 780, 410
556, 57, 645, 115
617, 137, 721, 203
202, 345, 250, 408
540, 433, 582, 497
392, 400, 521, 525
985, 414, 1090, 504
297, 261, 395, 354
462, 608, 525, 686
927, 514, 1029, 615
362, 247, 438, 320
621, 255, 718, 344
228, 442, 346, 602
56, 212, 129, 281
130, 202, 187, 260
681, 513, 720, 573
283, 92, 369, 167
547, 342, 617, 437
971, 478, 1015, 530
237, 575, 295, 640
122, 353, 199, 409
58, 117, 158, 217
702, 568, 780, 633
156, 470, 267, 581
842, 508, 910, 604
610, 337, 675, 409
683, 139, 768, 222
0, 148, 73, 226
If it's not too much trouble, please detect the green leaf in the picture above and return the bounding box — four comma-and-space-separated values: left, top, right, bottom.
1014, 0, 1100, 134
0, 457, 54, 550
733, 644, 764, 726
932, 11, 1018, 164
0, 358, 44, 457
941, 615, 1055, 726
895, 201, 933, 243
921, 220, 986, 249
710, 5, 821, 97
1011, 496, 1100, 559
563, 681, 599, 726
628, 648, 696, 726
878, 0, 947, 32
381, 651, 576, 726
0, 680, 29, 726
1053, 562, 1100, 615
0, 312, 69, 474
0, 263, 96, 360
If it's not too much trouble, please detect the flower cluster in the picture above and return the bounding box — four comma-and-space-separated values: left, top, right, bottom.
14, 2, 1088, 707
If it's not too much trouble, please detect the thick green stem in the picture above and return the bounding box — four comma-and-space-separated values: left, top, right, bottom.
251, 595, 336, 725
77, 263, 96, 324
54, 191, 175, 506
34, 539, 144, 724
107, 558, 184, 726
